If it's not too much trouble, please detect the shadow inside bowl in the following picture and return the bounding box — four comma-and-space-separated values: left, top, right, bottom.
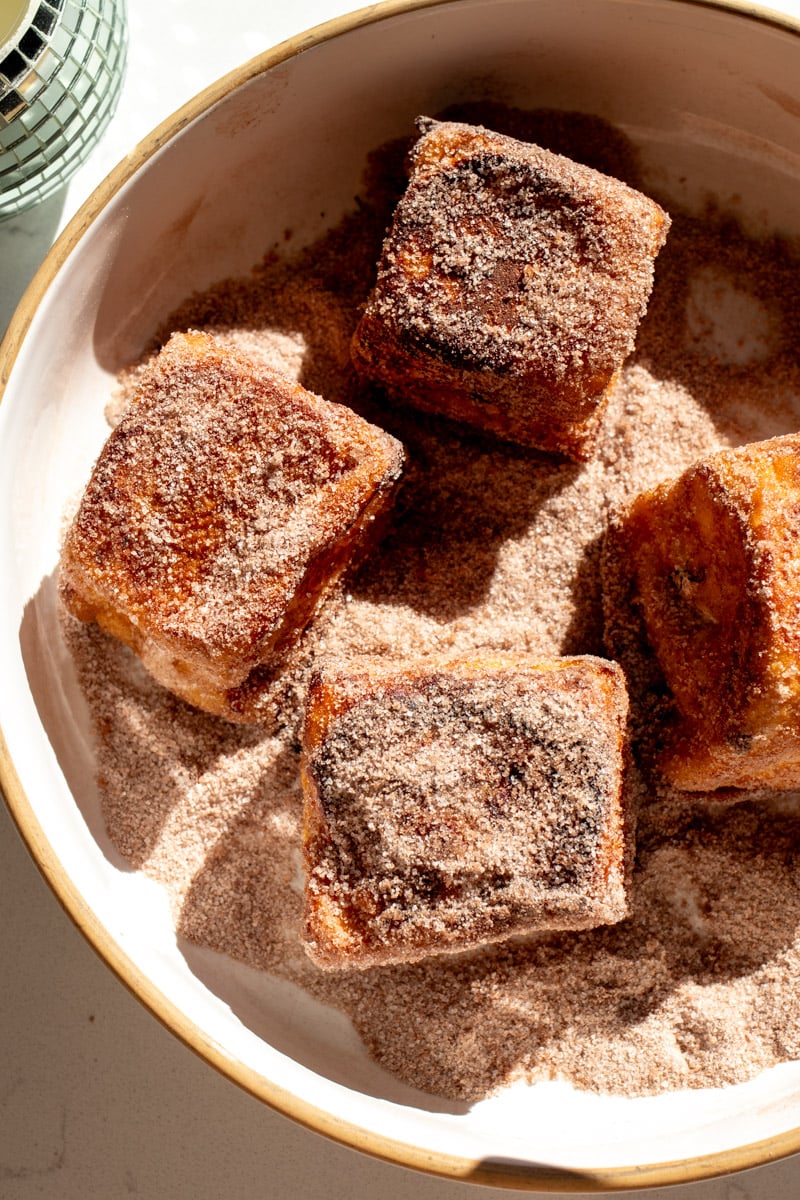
19, 570, 128, 870
177, 935, 470, 1113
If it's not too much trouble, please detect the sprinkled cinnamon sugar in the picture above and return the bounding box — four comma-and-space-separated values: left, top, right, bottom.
62, 107, 800, 1101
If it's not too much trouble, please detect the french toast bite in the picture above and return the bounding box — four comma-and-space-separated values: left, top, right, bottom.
603, 433, 800, 791
59, 331, 405, 722
351, 117, 670, 459
301, 654, 630, 969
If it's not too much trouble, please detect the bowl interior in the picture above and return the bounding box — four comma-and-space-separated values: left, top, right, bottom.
4, 0, 800, 1188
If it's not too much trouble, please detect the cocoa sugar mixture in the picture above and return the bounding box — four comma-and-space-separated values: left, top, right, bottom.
63, 106, 800, 1101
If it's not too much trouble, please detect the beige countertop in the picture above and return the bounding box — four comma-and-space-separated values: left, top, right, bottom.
3, 2, 800, 1196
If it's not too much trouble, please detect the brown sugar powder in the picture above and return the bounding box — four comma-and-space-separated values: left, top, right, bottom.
62, 109, 800, 1102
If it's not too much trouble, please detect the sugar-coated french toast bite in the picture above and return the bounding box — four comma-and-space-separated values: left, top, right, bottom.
301, 654, 630, 969
351, 117, 670, 459
603, 433, 800, 791
59, 331, 405, 722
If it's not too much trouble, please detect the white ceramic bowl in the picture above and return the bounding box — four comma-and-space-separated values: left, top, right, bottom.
4, 0, 800, 1189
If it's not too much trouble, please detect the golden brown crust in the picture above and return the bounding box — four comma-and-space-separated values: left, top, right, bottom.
602, 432, 800, 790
59, 331, 405, 721
301, 653, 630, 969
351, 117, 670, 459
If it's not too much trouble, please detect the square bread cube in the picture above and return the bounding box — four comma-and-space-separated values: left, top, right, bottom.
603, 433, 800, 790
351, 117, 670, 460
301, 654, 630, 969
60, 331, 405, 722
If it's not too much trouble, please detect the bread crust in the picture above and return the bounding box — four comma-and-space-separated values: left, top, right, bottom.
301, 653, 630, 969
603, 432, 800, 790
351, 117, 670, 459
60, 331, 405, 722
